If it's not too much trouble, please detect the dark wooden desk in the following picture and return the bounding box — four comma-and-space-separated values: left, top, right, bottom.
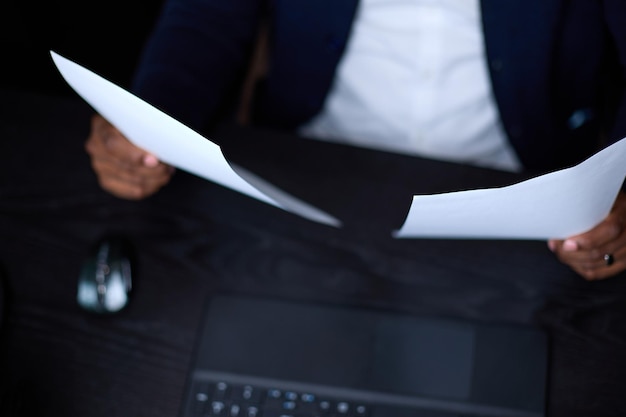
1, 89, 625, 416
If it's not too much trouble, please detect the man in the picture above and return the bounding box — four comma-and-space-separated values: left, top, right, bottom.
85, 0, 626, 280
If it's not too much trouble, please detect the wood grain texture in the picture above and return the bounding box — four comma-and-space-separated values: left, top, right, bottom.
0, 90, 625, 416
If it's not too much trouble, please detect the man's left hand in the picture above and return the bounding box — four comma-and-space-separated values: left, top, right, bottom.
548, 191, 626, 280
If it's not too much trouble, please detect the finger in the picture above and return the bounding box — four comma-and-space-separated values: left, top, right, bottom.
91, 157, 173, 189
86, 124, 173, 179
95, 165, 172, 200
102, 133, 153, 165
547, 219, 624, 266
98, 175, 155, 200
89, 114, 159, 167
570, 254, 626, 281
562, 250, 614, 271
557, 243, 626, 281
91, 156, 173, 201
563, 222, 622, 254
547, 192, 626, 280
90, 150, 173, 182
550, 238, 616, 268
568, 193, 626, 250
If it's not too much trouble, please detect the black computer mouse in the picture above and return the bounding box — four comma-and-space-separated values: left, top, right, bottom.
77, 237, 134, 314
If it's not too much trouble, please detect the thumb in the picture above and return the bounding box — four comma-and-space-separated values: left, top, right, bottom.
142, 153, 160, 167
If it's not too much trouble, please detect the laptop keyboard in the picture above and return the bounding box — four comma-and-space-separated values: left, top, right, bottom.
188, 380, 370, 417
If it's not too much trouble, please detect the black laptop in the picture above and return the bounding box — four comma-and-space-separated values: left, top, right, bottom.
181, 295, 547, 417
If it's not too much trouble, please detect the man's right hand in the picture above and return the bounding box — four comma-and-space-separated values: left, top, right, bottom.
85, 114, 174, 200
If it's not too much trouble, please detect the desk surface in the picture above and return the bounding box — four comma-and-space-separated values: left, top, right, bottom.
0, 89, 625, 416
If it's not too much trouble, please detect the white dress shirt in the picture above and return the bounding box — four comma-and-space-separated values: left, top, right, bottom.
299, 0, 522, 172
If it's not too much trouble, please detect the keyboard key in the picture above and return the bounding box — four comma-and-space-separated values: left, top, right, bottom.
242, 386, 255, 400
213, 382, 230, 400
196, 393, 209, 402
211, 401, 226, 416
282, 401, 297, 410
246, 405, 259, 417
354, 405, 369, 416
229, 404, 241, 417
319, 400, 332, 412
336, 402, 350, 414
192, 393, 208, 416
268, 389, 282, 399
284, 391, 298, 401
188, 380, 371, 417
232, 385, 262, 404
301, 393, 316, 403
262, 412, 294, 417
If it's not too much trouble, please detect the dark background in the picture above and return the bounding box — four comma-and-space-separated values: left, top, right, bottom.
2, 3, 626, 416
0, 0, 165, 95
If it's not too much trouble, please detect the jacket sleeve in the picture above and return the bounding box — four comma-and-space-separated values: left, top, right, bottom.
131, 0, 266, 132
603, 0, 626, 144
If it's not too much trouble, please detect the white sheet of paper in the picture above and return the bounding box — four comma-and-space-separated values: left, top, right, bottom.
394, 137, 626, 240
50, 51, 340, 227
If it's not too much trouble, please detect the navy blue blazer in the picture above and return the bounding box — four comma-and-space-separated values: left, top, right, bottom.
132, 0, 626, 172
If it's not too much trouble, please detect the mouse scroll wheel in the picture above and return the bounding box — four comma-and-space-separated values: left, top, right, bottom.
95, 243, 111, 278
96, 262, 111, 278
95, 261, 111, 299
96, 263, 110, 275
95, 261, 111, 286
